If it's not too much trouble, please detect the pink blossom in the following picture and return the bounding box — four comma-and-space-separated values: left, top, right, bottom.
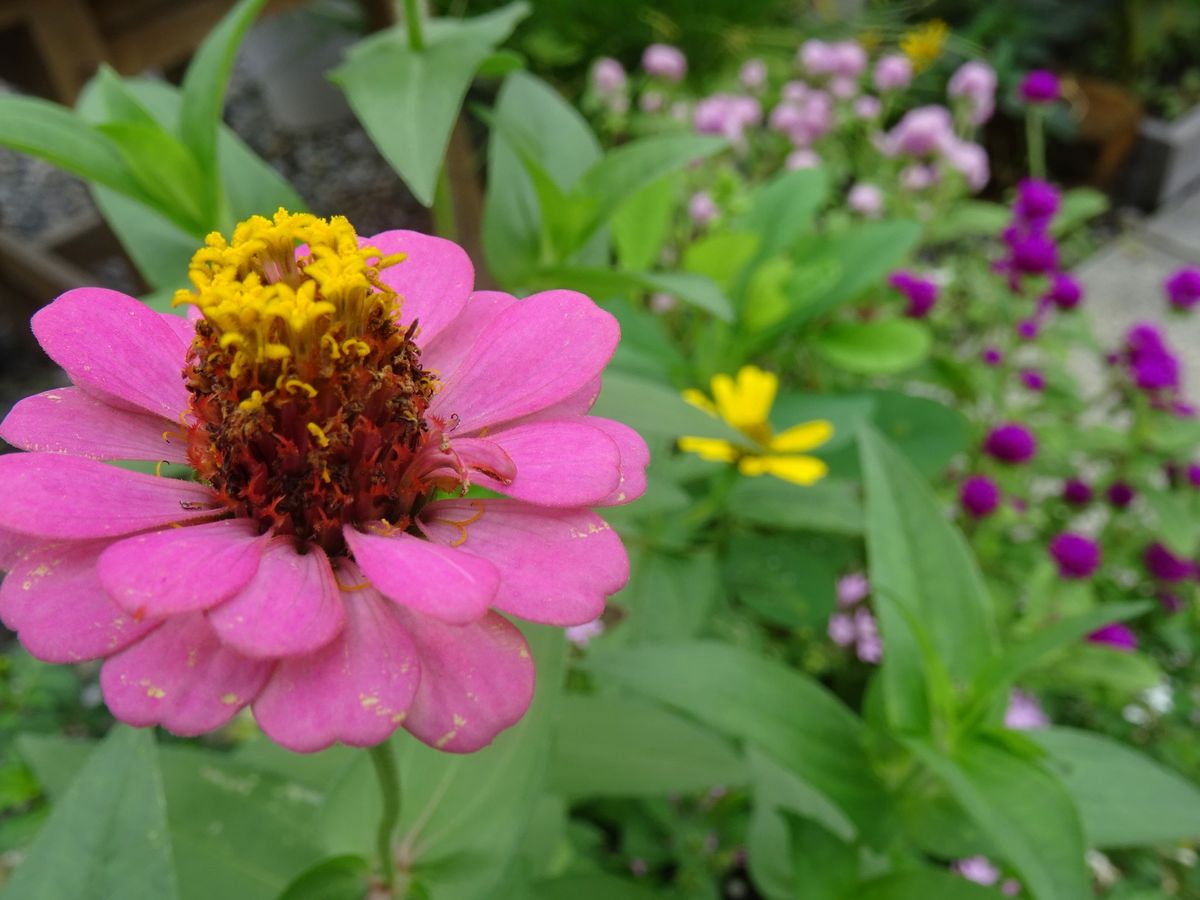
565, 617, 605, 647
781, 80, 809, 103
739, 58, 768, 91
884, 105, 955, 156
854, 609, 883, 663
836, 572, 870, 606
830, 75, 859, 99
688, 191, 719, 225
1005, 689, 1050, 729
848, 183, 884, 217
0, 213, 647, 754
942, 139, 990, 191
639, 90, 665, 113
954, 857, 1000, 885
786, 148, 821, 170
900, 164, 938, 191
948, 60, 997, 124
829, 41, 868, 78
694, 93, 763, 147
649, 292, 678, 313
798, 39, 837, 76
643, 43, 687, 82
828, 612, 856, 646
769, 92, 833, 146
591, 57, 627, 95
873, 53, 913, 92
854, 95, 881, 119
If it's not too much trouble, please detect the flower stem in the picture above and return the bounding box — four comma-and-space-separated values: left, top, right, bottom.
1025, 107, 1046, 180
368, 742, 402, 894
403, 0, 425, 52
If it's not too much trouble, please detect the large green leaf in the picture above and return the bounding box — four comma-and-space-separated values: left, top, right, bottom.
484, 72, 603, 287
860, 427, 996, 733
583, 642, 890, 844
95, 122, 210, 234
179, 0, 269, 178
332, 3, 530, 206
736, 167, 828, 261
7, 727, 178, 899
786, 812, 858, 900
812, 320, 931, 375
612, 172, 682, 271
549, 694, 746, 797
726, 477, 862, 535
1031, 727, 1200, 848
723, 531, 853, 629
909, 739, 1090, 900
618, 548, 719, 641
590, 371, 744, 443
531, 874, 662, 899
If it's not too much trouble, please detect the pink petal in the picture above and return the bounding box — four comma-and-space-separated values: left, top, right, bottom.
31, 288, 191, 419
395, 608, 534, 753
0, 540, 157, 662
344, 526, 498, 625
420, 499, 628, 626
0, 387, 187, 463
421, 291, 517, 379
0, 528, 33, 570
428, 291, 619, 433
588, 417, 650, 506
100, 614, 272, 736
253, 571, 419, 752
468, 419, 621, 507
158, 310, 197, 347
207, 540, 345, 658
367, 230, 474, 347
98, 519, 268, 617
414, 436, 516, 487
0, 454, 220, 539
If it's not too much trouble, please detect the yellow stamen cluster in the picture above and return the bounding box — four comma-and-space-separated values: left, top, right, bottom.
174, 208, 405, 378
679, 365, 833, 486
900, 19, 948, 74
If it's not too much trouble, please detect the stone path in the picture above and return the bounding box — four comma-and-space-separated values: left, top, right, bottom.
1077, 189, 1200, 389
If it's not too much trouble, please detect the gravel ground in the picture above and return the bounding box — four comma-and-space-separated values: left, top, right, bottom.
0, 48, 429, 432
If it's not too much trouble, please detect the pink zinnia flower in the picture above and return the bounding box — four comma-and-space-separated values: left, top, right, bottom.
0, 211, 647, 754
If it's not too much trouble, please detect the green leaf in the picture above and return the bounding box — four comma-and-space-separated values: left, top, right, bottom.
1143, 490, 1200, 556
909, 739, 1090, 900
618, 548, 719, 641
923, 200, 1009, 244
179, 0, 269, 178
682, 231, 761, 291
726, 477, 863, 535
590, 371, 743, 443
484, 72, 602, 287
742, 257, 795, 332
532, 874, 662, 899
549, 694, 746, 797
96, 122, 210, 233
582, 642, 889, 844
335, 3, 530, 206
860, 427, 996, 733
1051, 187, 1108, 237
788, 220, 923, 325
1043, 643, 1163, 695
278, 855, 371, 900
724, 532, 853, 629
786, 812, 858, 900
812, 320, 931, 375
736, 167, 828, 260
0, 96, 144, 198
529, 266, 733, 320
1030, 727, 1200, 848
851, 871, 1002, 899
6, 727, 178, 899
612, 172, 682, 271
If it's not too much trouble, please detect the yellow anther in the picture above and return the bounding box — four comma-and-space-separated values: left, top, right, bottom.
283, 379, 318, 398
306, 422, 331, 448
341, 338, 370, 357
238, 390, 265, 413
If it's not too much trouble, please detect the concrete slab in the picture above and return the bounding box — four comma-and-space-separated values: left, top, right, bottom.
1140, 189, 1200, 260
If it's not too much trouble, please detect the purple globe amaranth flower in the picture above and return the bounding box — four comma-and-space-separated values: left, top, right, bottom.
591, 57, 627, 95
1045, 272, 1083, 310
984, 423, 1037, 464
1106, 480, 1136, 508
948, 60, 997, 124
1188, 463, 1200, 487
960, 475, 1000, 519
688, 191, 718, 226
874, 53, 913, 92
884, 105, 954, 156
1165, 266, 1200, 310
1020, 368, 1045, 391
1088, 622, 1137, 652
643, 44, 687, 82
1016, 317, 1040, 341
1007, 230, 1059, 275
1062, 478, 1093, 506
1014, 178, 1060, 229
1143, 542, 1196, 582
1005, 689, 1050, 730
1019, 69, 1061, 104
1159, 591, 1183, 614
739, 58, 768, 91
1049, 532, 1101, 579
1124, 323, 1181, 392
848, 183, 884, 217
981, 346, 1003, 366
888, 270, 938, 318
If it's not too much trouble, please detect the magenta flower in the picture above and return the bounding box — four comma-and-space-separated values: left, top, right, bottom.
1088, 622, 1137, 652
981, 346, 1003, 366
1165, 266, 1200, 310
1019, 69, 1061, 104
960, 475, 1000, 519
888, 270, 938, 318
1049, 532, 1101, 579
1106, 480, 1136, 508
1188, 463, 1200, 487
1006, 230, 1059, 275
1121, 323, 1181, 393
0, 212, 647, 753
1062, 478, 1093, 506
873, 53, 913, 92
947, 60, 996, 124
1143, 542, 1196, 582
1020, 368, 1045, 391
1013, 178, 1060, 229
1045, 272, 1083, 310
983, 423, 1037, 464
643, 43, 687, 82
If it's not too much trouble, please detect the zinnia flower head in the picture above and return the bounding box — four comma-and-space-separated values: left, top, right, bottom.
679, 365, 832, 485
643, 43, 687, 82
1049, 532, 1101, 579
959, 475, 1000, 519
1088, 622, 1137, 652
1165, 266, 1200, 310
983, 422, 1037, 464
1019, 69, 1061, 104
0, 210, 647, 754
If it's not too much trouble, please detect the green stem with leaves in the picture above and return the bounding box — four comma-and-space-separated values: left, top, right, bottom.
1025, 107, 1046, 181
368, 742, 402, 895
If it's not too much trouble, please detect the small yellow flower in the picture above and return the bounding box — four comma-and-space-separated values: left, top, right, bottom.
900, 19, 948, 74
679, 365, 833, 486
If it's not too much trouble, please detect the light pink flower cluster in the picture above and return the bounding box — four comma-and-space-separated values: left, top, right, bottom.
694, 93, 763, 149
643, 43, 687, 83
828, 573, 882, 662
0, 215, 647, 754
882, 105, 988, 191
948, 60, 998, 125
769, 90, 833, 147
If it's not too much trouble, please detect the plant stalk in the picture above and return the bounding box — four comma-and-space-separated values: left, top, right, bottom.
404, 0, 425, 52
368, 742, 402, 895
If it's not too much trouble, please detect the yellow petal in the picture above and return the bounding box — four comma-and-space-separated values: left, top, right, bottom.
710, 365, 777, 433
679, 436, 739, 463
769, 420, 834, 454
682, 388, 718, 417
738, 454, 828, 485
